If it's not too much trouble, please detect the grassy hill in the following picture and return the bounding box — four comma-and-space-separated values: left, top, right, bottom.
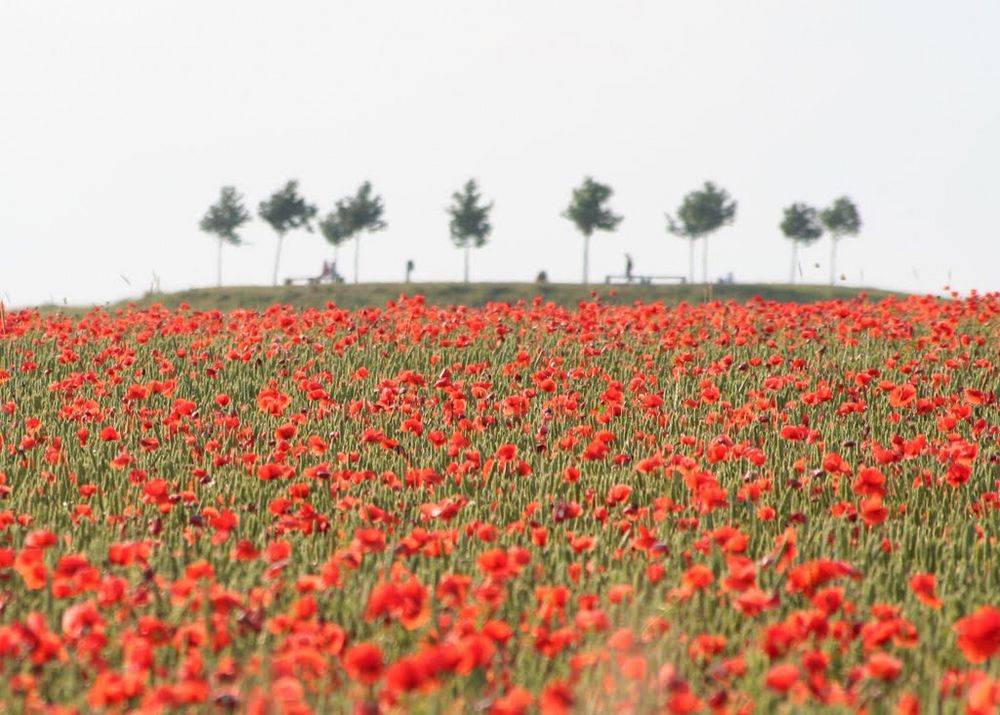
59, 282, 910, 313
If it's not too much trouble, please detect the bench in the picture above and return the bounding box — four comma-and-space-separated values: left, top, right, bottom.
604, 275, 687, 285
284, 275, 345, 286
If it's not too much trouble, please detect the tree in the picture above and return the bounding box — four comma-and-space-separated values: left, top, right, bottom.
199, 186, 250, 288
318, 210, 349, 272
258, 180, 317, 286
666, 181, 737, 284
447, 179, 493, 283
563, 177, 623, 284
780, 203, 824, 284
333, 181, 386, 284
820, 196, 861, 286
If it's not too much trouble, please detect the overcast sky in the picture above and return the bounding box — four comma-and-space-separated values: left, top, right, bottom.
2, 1, 998, 307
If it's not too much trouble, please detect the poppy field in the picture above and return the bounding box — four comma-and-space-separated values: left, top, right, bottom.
0, 292, 998, 714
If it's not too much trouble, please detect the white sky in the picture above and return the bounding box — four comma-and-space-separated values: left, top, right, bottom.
2, 1, 999, 306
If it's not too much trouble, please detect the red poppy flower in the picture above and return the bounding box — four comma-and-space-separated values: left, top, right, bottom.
908, 573, 942, 609
539, 681, 574, 715
765, 663, 800, 692
343, 642, 384, 685
866, 651, 903, 681
954, 606, 1000, 664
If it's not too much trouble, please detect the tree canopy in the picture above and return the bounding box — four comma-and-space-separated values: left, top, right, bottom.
780, 203, 824, 244
563, 177, 623, 237
666, 181, 737, 240
331, 181, 387, 284
337, 181, 386, 237
448, 179, 493, 249
820, 196, 861, 239
258, 180, 317, 286
199, 187, 250, 245
319, 211, 350, 249
258, 180, 317, 236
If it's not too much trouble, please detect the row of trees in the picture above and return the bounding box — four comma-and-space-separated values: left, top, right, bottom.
200, 180, 489, 287
199, 180, 383, 287
780, 198, 862, 285
565, 180, 861, 286
200, 179, 861, 287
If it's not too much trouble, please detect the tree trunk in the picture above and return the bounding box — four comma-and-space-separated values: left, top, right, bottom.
272, 234, 284, 287
790, 241, 798, 285
354, 233, 361, 284
701, 236, 709, 284
217, 237, 223, 288
688, 239, 695, 284
464, 245, 470, 283
583, 233, 590, 285
829, 237, 838, 286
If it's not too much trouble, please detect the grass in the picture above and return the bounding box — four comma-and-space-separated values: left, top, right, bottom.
51, 282, 908, 313
1, 292, 996, 712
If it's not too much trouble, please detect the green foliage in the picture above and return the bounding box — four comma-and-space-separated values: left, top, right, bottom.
666, 181, 737, 240
257, 180, 317, 236
328, 181, 387, 284
258, 180, 318, 286
780, 203, 824, 245
448, 179, 493, 249
199, 186, 250, 246
820, 196, 862, 239
336, 181, 387, 238
563, 177, 623, 237
319, 211, 349, 248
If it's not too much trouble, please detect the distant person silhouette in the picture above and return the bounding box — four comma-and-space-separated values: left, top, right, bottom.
625, 253, 634, 283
